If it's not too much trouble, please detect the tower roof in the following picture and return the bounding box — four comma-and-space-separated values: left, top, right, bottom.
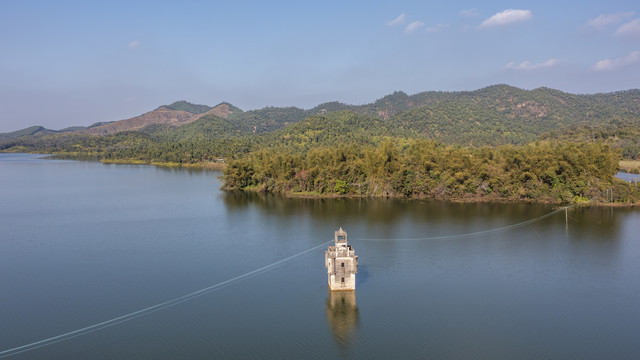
335, 227, 348, 243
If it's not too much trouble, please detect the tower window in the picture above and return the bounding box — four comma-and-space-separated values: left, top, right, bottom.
341, 262, 344, 267
341, 277, 345, 283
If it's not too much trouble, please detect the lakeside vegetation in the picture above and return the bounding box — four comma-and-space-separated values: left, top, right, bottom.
2, 85, 640, 204
223, 140, 640, 204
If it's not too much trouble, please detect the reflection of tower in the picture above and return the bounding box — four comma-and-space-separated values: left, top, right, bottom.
325, 227, 358, 291
325, 291, 359, 349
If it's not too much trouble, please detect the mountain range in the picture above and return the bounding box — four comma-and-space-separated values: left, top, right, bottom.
2, 84, 640, 160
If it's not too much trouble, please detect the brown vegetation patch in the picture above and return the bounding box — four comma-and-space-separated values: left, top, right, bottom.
202, 103, 234, 119
83, 108, 199, 135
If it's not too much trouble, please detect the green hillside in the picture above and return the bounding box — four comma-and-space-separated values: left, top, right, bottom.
2, 84, 640, 162
0, 126, 56, 141
163, 101, 213, 114
214, 102, 243, 115
543, 119, 640, 160
227, 106, 307, 133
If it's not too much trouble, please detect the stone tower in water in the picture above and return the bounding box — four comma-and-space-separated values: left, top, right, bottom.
325, 227, 358, 291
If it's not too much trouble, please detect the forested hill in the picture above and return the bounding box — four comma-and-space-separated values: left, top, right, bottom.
5, 85, 640, 139
162, 101, 213, 114
2, 84, 640, 159
216, 85, 640, 137
0, 126, 58, 141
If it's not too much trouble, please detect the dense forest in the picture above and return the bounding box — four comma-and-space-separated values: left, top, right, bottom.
2, 85, 640, 204
222, 140, 639, 204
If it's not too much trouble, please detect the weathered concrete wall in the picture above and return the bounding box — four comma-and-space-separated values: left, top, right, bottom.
326, 228, 358, 291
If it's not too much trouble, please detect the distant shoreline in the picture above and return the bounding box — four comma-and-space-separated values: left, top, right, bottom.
43, 154, 227, 170
99, 158, 227, 170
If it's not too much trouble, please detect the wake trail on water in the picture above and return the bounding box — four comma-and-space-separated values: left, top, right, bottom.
0, 206, 571, 358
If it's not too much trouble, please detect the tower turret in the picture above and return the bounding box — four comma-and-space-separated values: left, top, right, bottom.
325, 227, 358, 291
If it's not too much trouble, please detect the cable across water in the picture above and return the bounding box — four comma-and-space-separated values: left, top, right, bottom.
0, 205, 570, 358
354, 206, 573, 241
0, 241, 332, 359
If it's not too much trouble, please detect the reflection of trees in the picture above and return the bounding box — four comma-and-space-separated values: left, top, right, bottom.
221, 190, 626, 244
325, 291, 359, 350
221, 190, 269, 211
564, 206, 625, 241
222, 191, 417, 224
222, 191, 557, 223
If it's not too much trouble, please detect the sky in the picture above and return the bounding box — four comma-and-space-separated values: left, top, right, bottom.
1, 0, 639, 132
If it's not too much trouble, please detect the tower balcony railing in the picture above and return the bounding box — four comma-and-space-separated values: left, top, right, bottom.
327, 248, 356, 257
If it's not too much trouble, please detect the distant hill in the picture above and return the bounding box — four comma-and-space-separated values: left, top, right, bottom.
80, 102, 240, 135
308, 101, 353, 115
228, 106, 307, 134
201, 102, 242, 119
79, 107, 200, 135
162, 101, 213, 114
3, 84, 640, 160
219, 85, 640, 148
0, 126, 56, 141
225, 85, 640, 140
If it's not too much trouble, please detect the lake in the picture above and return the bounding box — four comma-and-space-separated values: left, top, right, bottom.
1, 153, 639, 359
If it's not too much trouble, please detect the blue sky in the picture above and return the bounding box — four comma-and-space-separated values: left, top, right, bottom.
1, 0, 639, 132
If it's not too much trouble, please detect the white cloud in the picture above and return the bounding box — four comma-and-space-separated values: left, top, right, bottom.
593, 51, 640, 71
480, 9, 532, 28
460, 9, 479, 18
405, 21, 424, 34
505, 58, 562, 70
615, 18, 640, 38
386, 13, 406, 26
128, 41, 139, 49
585, 11, 634, 30
426, 24, 448, 33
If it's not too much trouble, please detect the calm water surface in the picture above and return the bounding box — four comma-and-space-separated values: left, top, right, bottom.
1, 153, 639, 359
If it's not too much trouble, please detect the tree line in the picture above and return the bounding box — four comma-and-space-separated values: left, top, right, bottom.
223, 140, 639, 204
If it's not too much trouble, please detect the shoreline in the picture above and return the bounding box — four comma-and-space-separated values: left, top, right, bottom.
231, 187, 640, 207
4, 151, 227, 170
100, 158, 227, 170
